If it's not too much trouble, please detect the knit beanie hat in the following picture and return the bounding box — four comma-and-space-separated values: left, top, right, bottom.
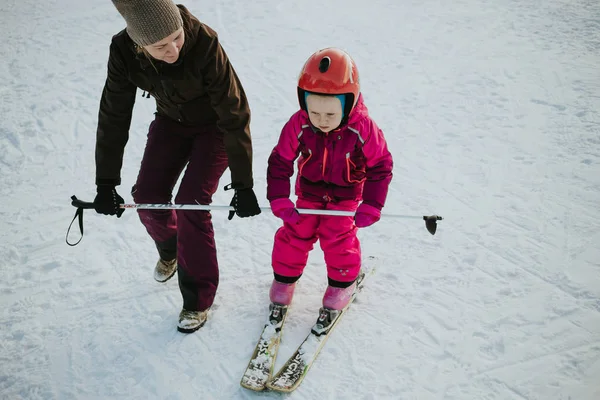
111, 0, 183, 47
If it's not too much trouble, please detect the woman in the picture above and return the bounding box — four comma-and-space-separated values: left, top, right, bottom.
93, 0, 261, 333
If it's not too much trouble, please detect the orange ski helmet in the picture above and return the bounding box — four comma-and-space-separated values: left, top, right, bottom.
297, 48, 360, 117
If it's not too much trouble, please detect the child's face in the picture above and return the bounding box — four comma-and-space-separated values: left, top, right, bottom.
306, 95, 343, 133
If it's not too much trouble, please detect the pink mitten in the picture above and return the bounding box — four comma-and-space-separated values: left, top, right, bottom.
354, 203, 381, 228
270, 198, 300, 224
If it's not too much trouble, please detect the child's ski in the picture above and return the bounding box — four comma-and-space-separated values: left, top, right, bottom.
265, 267, 375, 393
240, 303, 289, 391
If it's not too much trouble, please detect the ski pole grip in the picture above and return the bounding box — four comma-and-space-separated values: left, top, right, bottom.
71, 195, 95, 209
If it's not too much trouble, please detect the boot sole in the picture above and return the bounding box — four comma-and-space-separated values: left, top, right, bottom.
154, 268, 177, 283
177, 320, 206, 334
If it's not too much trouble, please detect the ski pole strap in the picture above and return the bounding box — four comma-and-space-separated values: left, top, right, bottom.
66, 195, 94, 246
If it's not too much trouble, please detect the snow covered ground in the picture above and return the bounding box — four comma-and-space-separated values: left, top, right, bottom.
1, 0, 599, 398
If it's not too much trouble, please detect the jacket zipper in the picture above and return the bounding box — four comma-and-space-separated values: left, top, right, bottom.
322, 147, 328, 177
298, 148, 312, 175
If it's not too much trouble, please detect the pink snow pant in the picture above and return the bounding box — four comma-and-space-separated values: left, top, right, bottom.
272, 198, 361, 283
132, 115, 228, 311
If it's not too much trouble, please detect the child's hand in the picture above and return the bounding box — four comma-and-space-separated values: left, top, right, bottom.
270, 198, 300, 225
354, 203, 381, 228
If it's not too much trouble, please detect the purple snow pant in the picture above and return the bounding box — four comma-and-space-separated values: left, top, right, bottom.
132, 115, 228, 311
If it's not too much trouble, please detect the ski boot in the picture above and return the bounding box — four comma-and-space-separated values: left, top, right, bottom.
311, 280, 358, 337
269, 280, 296, 305
268, 280, 296, 331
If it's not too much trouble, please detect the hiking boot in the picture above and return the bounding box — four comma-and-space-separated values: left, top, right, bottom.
154, 258, 177, 283
177, 308, 209, 333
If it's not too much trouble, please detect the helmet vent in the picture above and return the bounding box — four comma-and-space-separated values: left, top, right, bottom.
318, 56, 331, 73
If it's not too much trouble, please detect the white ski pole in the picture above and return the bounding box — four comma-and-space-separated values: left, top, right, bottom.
68, 196, 443, 244
118, 203, 443, 235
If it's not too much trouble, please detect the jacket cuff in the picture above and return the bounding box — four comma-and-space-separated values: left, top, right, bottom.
224, 182, 253, 191
96, 178, 121, 186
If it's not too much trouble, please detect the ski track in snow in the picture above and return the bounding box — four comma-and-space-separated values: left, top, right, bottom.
1, 0, 600, 399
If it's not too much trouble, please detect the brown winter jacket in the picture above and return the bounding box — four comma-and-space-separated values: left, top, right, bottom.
95, 5, 253, 189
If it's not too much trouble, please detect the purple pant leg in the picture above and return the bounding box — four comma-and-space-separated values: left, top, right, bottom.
174, 125, 228, 311
132, 117, 190, 243
132, 116, 228, 311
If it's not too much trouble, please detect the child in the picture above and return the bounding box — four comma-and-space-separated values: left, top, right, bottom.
266, 47, 393, 332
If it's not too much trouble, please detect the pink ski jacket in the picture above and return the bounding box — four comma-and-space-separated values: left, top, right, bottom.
267, 95, 393, 209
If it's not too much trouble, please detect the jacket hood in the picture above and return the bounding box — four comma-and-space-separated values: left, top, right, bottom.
177, 5, 200, 57
346, 94, 369, 125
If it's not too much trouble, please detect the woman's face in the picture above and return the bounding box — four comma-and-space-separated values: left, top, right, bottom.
306, 94, 343, 133
143, 27, 185, 64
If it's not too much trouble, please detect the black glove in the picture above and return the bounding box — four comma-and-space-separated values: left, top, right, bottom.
94, 185, 125, 218
228, 188, 261, 220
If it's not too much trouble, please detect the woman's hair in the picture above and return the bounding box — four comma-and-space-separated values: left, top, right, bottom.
135, 44, 159, 73
135, 44, 148, 56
